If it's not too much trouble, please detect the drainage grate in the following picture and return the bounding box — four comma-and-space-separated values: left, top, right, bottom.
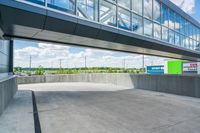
32, 91, 42, 133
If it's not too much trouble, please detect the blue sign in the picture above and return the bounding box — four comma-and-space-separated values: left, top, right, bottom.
147, 65, 164, 74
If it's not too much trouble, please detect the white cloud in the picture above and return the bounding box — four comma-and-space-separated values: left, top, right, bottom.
14, 41, 168, 68
170, 0, 195, 14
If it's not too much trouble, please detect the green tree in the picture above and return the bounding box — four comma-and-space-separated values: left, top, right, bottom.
35, 65, 45, 75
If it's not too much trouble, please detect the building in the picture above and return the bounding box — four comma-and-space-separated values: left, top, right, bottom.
0, 0, 200, 115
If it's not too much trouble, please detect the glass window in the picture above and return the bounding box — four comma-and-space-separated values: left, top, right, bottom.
175, 33, 180, 46
162, 26, 168, 42
132, 0, 143, 15
144, 0, 153, 19
194, 40, 197, 51
47, 0, 75, 13
198, 29, 200, 42
189, 23, 193, 37
132, 13, 143, 34
185, 37, 189, 48
0, 40, 10, 74
144, 19, 152, 36
161, 4, 168, 27
118, 0, 131, 9
100, 1, 117, 27
77, 0, 97, 21
180, 17, 185, 34
196, 42, 200, 51
185, 20, 189, 36
180, 35, 184, 47
169, 29, 175, 44
175, 13, 180, 32
118, 8, 131, 30
193, 26, 197, 40
26, 0, 45, 5
153, 23, 161, 39
153, 0, 161, 23
169, 9, 175, 30
189, 39, 193, 50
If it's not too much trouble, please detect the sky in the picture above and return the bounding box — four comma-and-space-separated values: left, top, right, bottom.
14, 0, 200, 68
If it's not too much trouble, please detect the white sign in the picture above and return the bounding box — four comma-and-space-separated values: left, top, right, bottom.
183, 62, 198, 72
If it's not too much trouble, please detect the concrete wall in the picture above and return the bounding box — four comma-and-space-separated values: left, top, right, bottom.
17, 74, 200, 98
0, 76, 18, 116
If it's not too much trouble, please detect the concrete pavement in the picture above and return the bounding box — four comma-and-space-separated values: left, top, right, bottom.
0, 90, 34, 133
1, 82, 200, 133
22, 83, 200, 133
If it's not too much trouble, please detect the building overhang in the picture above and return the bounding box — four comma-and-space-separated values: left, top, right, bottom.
0, 0, 200, 61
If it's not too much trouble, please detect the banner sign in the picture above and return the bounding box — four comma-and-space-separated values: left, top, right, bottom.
147, 65, 164, 74
182, 62, 198, 73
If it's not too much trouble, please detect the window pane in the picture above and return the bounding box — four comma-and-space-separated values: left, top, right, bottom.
189, 23, 193, 38
144, 19, 152, 36
162, 26, 168, 42
47, 0, 75, 13
175, 13, 180, 32
185, 20, 189, 36
153, 0, 161, 23
25, 0, 45, 5
185, 38, 189, 48
153, 23, 161, 39
180, 35, 184, 47
194, 40, 197, 51
77, 0, 97, 21
132, 13, 143, 34
0, 40, 10, 74
193, 26, 197, 40
100, 1, 117, 27
161, 4, 168, 27
169, 9, 175, 30
189, 39, 193, 50
175, 33, 180, 46
132, 0, 143, 15
118, 8, 131, 30
169, 29, 175, 44
180, 17, 185, 34
118, 0, 131, 9
198, 29, 200, 42
144, 0, 153, 19
196, 42, 200, 51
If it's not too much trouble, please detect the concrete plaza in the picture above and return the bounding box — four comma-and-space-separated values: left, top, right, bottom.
1, 82, 200, 133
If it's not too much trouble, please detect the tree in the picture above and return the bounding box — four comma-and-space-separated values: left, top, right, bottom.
35, 65, 45, 75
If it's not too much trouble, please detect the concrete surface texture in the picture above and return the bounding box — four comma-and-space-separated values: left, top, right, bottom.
0, 76, 18, 116
19, 82, 200, 133
0, 90, 34, 133
17, 74, 200, 98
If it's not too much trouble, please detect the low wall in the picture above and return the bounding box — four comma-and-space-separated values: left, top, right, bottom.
0, 76, 18, 116
17, 74, 200, 98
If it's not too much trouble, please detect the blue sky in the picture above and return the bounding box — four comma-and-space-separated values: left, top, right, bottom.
14, 0, 199, 68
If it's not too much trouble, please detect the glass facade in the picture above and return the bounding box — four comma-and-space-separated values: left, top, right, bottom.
0, 40, 11, 74
18, 0, 200, 52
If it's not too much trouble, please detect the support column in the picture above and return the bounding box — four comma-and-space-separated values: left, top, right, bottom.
9, 40, 14, 74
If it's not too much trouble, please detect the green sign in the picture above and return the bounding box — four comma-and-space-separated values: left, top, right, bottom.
167, 60, 183, 74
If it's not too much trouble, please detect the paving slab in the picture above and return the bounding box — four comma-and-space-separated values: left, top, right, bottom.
19, 82, 200, 133
0, 90, 34, 133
